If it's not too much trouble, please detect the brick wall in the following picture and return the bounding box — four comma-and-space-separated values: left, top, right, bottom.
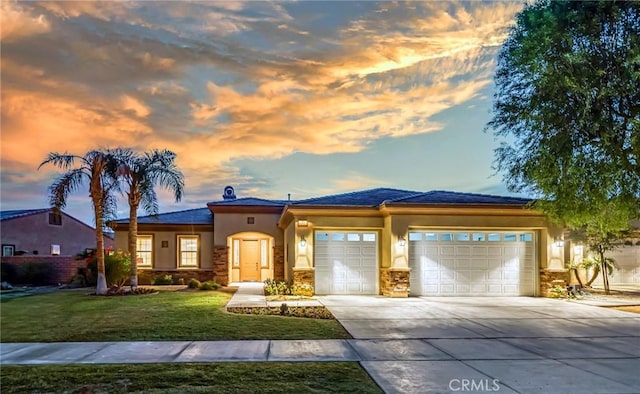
1, 256, 86, 285
212, 246, 229, 285
380, 268, 410, 297
274, 245, 285, 281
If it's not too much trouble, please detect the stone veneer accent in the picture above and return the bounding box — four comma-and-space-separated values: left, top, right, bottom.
293, 268, 314, 291
274, 245, 285, 281
539, 269, 570, 297
137, 270, 214, 285
212, 246, 229, 285
380, 267, 410, 298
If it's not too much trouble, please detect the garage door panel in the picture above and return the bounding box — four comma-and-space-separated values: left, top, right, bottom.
315, 231, 378, 295
410, 230, 536, 296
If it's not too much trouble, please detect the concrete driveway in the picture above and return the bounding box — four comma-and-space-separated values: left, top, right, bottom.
319, 296, 640, 394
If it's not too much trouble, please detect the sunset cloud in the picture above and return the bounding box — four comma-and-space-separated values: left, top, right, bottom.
0, 1, 522, 222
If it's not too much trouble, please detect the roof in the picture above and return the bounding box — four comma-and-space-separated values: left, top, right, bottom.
0, 208, 51, 221
292, 188, 421, 207
385, 190, 533, 206
113, 208, 213, 225
207, 197, 289, 207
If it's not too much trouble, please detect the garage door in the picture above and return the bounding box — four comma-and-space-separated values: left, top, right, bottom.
594, 243, 640, 285
314, 231, 378, 294
409, 230, 536, 296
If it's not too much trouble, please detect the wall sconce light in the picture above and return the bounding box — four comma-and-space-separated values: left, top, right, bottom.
554, 236, 564, 247
297, 219, 308, 227
299, 236, 307, 248
398, 236, 406, 247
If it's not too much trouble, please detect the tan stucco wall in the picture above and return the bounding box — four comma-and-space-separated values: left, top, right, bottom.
213, 213, 283, 245
114, 229, 213, 270
1, 212, 113, 256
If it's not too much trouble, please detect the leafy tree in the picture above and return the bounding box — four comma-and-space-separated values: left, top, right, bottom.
486, 1, 640, 293
39, 151, 119, 295
109, 148, 184, 288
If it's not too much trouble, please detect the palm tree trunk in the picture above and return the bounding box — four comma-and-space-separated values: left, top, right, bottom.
599, 248, 610, 295
129, 201, 139, 289
94, 200, 108, 295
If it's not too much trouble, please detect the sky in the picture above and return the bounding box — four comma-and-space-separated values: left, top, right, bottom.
1, 0, 526, 227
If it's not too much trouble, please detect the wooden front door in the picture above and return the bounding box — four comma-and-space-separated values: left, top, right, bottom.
240, 240, 260, 281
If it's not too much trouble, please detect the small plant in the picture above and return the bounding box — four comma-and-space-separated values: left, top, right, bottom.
292, 283, 314, 297
177, 278, 185, 285
87, 252, 131, 287
188, 278, 201, 289
199, 280, 221, 291
263, 279, 294, 296
151, 274, 173, 285
549, 285, 567, 298
129, 287, 157, 295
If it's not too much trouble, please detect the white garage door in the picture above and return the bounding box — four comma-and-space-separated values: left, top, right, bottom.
314, 231, 378, 295
409, 231, 536, 296
594, 244, 640, 285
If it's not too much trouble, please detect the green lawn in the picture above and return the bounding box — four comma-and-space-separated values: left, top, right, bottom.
0, 290, 350, 342
0, 363, 383, 393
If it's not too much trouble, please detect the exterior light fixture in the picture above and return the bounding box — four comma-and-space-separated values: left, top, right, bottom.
297, 219, 308, 227
398, 236, 406, 247
299, 236, 307, 248
554, 236, 564, 247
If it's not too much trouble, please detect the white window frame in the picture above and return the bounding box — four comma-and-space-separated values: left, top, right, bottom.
178, 235, 199, 268
136, 235, 153, 267
260, 239, 269, 267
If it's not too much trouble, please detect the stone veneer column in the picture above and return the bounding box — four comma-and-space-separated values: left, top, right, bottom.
292, 268, 314, 291
273, 245, 285, 281
380, 267, 410, 297
212, 246, 229, 285
539, 269, 570, 297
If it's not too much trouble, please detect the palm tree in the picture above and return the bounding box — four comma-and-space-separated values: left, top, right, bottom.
110, 148, 184, 288
39, 150, 119, 295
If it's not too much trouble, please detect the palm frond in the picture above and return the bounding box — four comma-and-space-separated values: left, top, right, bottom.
38, 152, 79, 171
48, 169, 87, 209
140, 183, 159, 216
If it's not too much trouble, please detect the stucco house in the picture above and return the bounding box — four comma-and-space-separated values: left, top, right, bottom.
110, 186, 591, 296
1, 208, 114, 257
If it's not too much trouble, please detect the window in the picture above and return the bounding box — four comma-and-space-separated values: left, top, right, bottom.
425, 233, 438, 241
362, 233, 376, 242
347, 233, 361, 241
409, 232, 422, 241
48, 211, 62, 226
2, 244, 15, 257
440, 233, 454, 241
520, 233, 533, 242
136, 235, 153, 266
488, 233, 501, 242
178, 236, 199, 267
457, 233, 470, 241
472, 233, 485, 241
504, 234, 517, 242
260, 239, 268, 267
233, 239, 240, 266
51, 244, 60, 255
331, 233, 345, 241
315, 233, 329, 241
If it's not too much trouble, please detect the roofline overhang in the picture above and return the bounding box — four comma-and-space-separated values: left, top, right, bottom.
109, 223, 213, 232
207, 205, 285, 214
278, 205, 380, 228
379, 203, 544, 217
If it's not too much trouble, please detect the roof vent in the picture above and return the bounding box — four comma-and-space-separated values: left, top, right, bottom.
222, 186, 236, 200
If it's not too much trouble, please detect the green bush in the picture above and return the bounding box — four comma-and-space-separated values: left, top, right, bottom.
87, 253, 131, 287
263, 278, 294, 296
151, 274, 173, 285
18, 262, 54, 285
187, 278, 201, 289
199, 280, 221, 291
1, 262, 17, 283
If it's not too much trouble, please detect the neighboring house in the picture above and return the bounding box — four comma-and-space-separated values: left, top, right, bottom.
0, 208, 113, 257
110, 186, 580, 297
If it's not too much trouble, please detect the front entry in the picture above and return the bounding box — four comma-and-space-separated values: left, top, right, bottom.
239, 240, 260, 281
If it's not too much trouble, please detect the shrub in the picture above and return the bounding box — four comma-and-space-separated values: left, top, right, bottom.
177, 278, 185, 285
17, 262, 54, 285
87, 252, 131, 287
199, 280, 221, 291
151, 274, 173, 285
1, 263, 17, 283
292, 283, 314, 297
263, 278, 294, 296
188, 278, 201, 289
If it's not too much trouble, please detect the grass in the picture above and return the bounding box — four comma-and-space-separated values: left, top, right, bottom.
0, 362, 383, 393
0, 290, 350, 342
